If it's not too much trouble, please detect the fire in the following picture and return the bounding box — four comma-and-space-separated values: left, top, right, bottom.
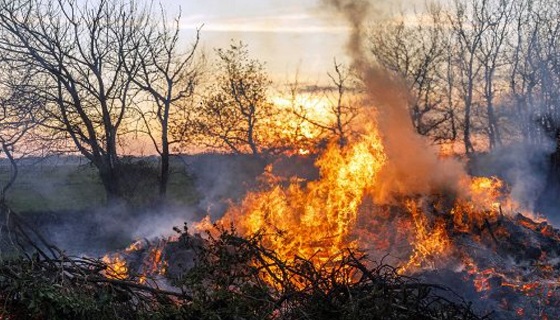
297, 148, 311, 155
102, 238, 170, 284
264, 93, 334, 152
101, 107, 560, 318
451, 176, 505, 232
206, 124, 387, 265
400, 199, 450, 272
141, 243, 168, 281
466, 176, 504, 209
195, 117, 532, 277
102, 254, 128, 280
461, 256, 497, 294
125, 239, 144, 253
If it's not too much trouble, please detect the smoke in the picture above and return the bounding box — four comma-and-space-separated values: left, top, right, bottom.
11, 203, 199, 256
469, 139, 555, 217
321, 0, 371, 65
185, 153, 267, 219
320, 0, 467, 202
0, 153, 271, 256
94, 204, 198, 243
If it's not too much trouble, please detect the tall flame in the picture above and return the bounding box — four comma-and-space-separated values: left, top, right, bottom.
196, 114, 531, 276
400, 199, 450, 272
210, 124, 386, 264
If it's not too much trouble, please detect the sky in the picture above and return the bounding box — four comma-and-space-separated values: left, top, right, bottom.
160, 0, 432, 85
167, 0, 347, 84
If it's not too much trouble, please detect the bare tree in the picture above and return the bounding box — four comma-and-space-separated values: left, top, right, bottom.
475, 0, 514, 149
448, 0, 496, 155
292, 60, 358, 147
0, 0, 167, 203
506, 0, 560, 210
188, 42, 274, 156
126, 9, 201, 200
505, 1, 560, 140
0, 66, 43, 201
369, 5, 454, 141
507, 0, 538, 143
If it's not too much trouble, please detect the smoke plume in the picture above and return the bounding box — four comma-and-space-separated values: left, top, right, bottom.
321, 0, 467, 201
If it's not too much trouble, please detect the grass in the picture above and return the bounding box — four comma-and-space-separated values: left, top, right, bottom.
1, 163, 104, 212
0, 157, 199, 212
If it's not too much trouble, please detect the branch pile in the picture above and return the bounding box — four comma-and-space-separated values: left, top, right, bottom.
0, 205, 190, 319
0, 205, 487, 319
164, 223, 488, 320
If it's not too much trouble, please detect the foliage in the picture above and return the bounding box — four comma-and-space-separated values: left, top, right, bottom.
184, 42, 277, 156
0, 206, 188, 320
117, 157, 160, 207
0, 255, 191, 320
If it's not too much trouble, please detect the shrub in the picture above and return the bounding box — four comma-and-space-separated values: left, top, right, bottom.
117, 157, 160, 206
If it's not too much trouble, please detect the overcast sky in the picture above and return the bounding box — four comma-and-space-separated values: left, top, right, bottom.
157, 0, 432, 84
160, 0, 343, 84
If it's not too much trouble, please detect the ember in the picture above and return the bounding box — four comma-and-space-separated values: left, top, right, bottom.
102, 254, 128, 280
101, 237, 174, 284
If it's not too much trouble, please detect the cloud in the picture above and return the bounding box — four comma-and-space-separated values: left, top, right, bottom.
181, 12, 349, 34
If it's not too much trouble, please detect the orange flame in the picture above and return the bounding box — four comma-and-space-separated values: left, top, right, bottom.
189, 110, 556, 317
203, 125, 387, 266
102, 254, 128, 280
194, 117, 538, 278
102, 238, 170, 284
400, 199, 450, 272
451, 176, 505, 232
141, 244, 167, 281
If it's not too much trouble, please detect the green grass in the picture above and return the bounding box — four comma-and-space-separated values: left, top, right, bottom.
0, 158, 199, 212
1, 164, 104, 212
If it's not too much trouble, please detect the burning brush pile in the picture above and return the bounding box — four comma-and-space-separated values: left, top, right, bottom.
189, 120, 560, 319
2, 2, 559, 315
2, 0, 558, 318
0, 205, 486, 320
99, 120, 560, 319
3, 115, 560, 319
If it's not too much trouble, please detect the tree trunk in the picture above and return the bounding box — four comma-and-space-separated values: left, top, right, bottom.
99, 163, 122, 205
159, 146, 169, 200
464, 98, 474, 154
487, 101, 501, 149
548, 130, 560, 184
0, 143, 18, 202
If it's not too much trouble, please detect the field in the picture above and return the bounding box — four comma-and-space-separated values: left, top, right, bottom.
0, 154, 268, 254
0, 156, 200, 212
